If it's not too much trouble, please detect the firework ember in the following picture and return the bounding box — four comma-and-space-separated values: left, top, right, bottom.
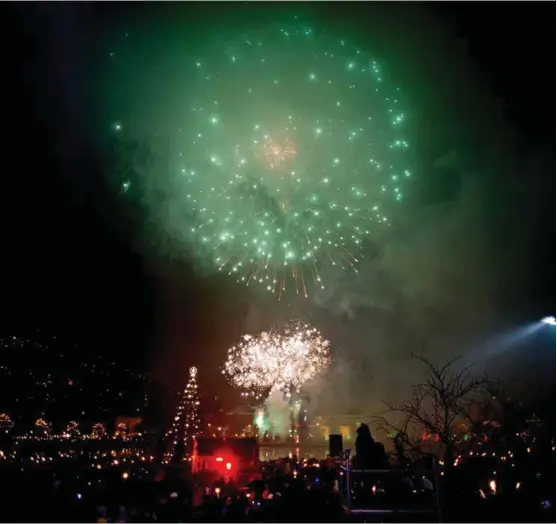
223, 321, 331, 397
114, 20, 412, 298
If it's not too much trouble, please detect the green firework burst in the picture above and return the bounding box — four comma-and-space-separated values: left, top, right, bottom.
119, 22, 412, 298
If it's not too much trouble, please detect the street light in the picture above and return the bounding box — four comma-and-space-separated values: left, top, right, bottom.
541, 316, 556, 326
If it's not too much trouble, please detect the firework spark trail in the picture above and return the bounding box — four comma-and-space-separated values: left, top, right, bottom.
223, 321, 331, 398
166, 22, 412, 297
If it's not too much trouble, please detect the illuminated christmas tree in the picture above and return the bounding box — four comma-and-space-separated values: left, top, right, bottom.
65, 420, 80, 439
35, 418, 51, 438
165, 366, 201, 462
92, 423, 107, 439
0, 413, 14, 434
115, 422, 128, 439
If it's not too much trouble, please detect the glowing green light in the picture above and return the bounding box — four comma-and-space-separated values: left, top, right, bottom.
151, 25, 412, 298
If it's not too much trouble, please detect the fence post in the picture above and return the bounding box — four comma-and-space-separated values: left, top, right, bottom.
344, 449, 351, 514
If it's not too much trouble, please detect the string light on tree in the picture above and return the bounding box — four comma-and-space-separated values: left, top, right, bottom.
0, 413, 14, 434
165, 366, 202, 463
65, 421, 80, 439
35, 418, 51, 438
0, 413, 15, 433
115, 422, 128, 439
92, 423, 107, 439
184, 366, 202, 446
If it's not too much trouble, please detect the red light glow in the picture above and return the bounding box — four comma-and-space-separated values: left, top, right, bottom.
256, 135, 297, 170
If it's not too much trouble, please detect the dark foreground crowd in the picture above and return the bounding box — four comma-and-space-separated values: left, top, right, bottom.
0, 453, 554, 523
0, 458, 346, 523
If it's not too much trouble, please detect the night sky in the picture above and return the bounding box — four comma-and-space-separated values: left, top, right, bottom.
1, 3, 554, 404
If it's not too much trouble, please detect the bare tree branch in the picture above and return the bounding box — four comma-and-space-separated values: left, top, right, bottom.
373, 355, 494, 467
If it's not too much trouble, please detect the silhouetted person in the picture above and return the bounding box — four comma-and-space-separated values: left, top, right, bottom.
355, 423, 387, 469
355, 424, 373, 468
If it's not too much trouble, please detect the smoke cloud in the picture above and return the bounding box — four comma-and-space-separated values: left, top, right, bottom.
265, 391, 292, 438
91, 4, 553, 414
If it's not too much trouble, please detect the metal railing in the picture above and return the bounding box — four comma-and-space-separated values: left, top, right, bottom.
340, 450, 441, 522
